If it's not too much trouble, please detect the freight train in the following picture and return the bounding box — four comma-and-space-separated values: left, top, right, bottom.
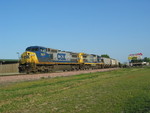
19, 46, 119, 74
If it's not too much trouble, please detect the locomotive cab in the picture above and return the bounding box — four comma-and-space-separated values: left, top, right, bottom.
25, 46, 52, 62
19, 46, 42, 73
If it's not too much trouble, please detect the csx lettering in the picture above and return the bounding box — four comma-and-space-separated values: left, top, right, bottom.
57, 53, 66, 60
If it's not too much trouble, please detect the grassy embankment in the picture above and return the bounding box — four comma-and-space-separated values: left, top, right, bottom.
0, 67, 150, 113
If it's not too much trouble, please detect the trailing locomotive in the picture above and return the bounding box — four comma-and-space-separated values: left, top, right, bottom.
19, 46, 119, 73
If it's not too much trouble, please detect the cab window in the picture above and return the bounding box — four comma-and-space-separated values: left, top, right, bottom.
32, 48, 39, 51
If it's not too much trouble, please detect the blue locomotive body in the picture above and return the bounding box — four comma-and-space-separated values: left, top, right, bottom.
25, 46, 78, 63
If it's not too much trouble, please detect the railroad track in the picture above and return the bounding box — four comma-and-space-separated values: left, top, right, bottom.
0, 68, 119, 84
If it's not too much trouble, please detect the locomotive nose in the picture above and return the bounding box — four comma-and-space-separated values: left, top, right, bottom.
20, 52, 31, 64
20, 51, 38, 64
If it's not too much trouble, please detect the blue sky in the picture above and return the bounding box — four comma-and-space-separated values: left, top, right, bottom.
0, 0, 150, 63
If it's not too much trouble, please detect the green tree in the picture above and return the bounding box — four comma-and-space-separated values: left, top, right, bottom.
143, 57, 150, 62
101, 54, 110, 58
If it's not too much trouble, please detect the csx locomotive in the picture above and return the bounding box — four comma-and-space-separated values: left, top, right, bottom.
19, 46, 119, 73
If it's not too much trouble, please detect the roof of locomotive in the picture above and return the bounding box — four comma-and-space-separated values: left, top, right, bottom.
26, 46, 46, 49
26, 46, 77, 53
25, 46, 102, 57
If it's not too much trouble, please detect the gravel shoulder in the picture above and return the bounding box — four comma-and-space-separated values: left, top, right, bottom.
0, 68, 119, 84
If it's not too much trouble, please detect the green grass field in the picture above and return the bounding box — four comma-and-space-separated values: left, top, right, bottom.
0, 67, 150, 113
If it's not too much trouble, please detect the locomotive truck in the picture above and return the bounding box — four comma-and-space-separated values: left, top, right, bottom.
19, 46, 119, 74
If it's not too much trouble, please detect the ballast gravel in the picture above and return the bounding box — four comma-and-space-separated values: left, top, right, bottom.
0, 68, 119, 84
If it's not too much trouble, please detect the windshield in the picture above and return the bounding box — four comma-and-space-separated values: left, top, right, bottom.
26, 47, 39, 51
